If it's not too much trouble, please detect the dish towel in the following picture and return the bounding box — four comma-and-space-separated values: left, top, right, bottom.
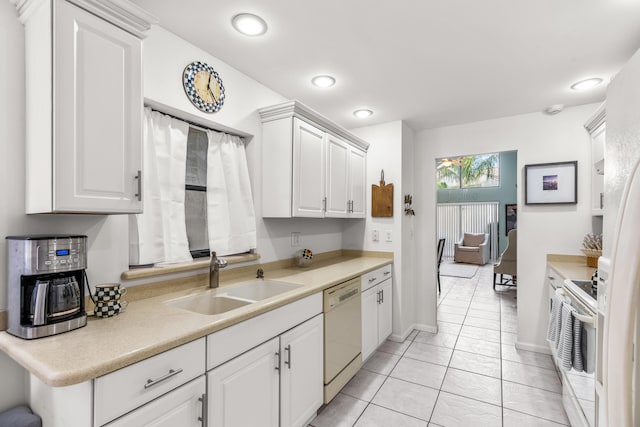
546, 292, 563, 344
556, 303, 585, 371
571, 312, 584, 372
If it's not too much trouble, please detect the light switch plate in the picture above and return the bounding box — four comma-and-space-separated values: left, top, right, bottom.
291, 232, 300, 247
372, 230, 379, 242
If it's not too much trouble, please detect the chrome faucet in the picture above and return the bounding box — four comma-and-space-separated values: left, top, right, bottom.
209, 251, 227, 288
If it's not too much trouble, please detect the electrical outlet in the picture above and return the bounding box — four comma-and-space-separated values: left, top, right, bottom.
385, 230, 393, 242
372, 230, 379, 242
291, 232, 300, 247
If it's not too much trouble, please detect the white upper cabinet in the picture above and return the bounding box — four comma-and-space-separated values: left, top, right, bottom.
260, 100, 369, 218
293, 119, 326, 217
584, 104, 606, 217
16, 0, 155, 214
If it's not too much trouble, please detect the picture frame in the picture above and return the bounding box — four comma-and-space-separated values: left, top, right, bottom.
505, 203, 517, 235
524, 161, 577, 205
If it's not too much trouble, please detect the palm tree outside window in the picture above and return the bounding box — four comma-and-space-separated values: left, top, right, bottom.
437, 153, 500, 189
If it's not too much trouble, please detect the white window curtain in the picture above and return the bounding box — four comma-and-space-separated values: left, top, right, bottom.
206, 130, 257, 255
129, 108, 192, 265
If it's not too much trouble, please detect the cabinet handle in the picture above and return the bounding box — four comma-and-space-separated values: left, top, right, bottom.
600, 192, 604, 209
369, 277, 377, 283
143, 368, 183, 389
381, 289, 384, 304
134, 170, 142, 201
198, 393, 207, 425
349, 200, 354, 213
377, 290, 381, 304
383, 271, 391, 276
275, 351, 280, 371
548, 276, 555, 280
284, 345, 292, 369
323, 197, 327, 212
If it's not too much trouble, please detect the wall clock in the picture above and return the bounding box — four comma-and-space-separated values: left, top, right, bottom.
182, 61, 226, 113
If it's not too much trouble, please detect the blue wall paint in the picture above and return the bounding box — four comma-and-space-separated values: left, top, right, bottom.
437, 151, 517, 253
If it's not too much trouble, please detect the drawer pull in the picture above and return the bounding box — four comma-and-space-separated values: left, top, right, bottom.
143, 368, 183, 389
548, 276, 555, 280
284, 345, 292, 369
369, 277, 377, 283
383, 271, 391, 276
198, 393, 207, 425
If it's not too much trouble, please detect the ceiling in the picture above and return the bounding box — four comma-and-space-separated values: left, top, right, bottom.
132, 0, 640, 131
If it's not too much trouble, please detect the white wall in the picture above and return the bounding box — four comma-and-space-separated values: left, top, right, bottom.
415, 104, 597, 351
343, 121, 419, 339
142, 27, 346, 265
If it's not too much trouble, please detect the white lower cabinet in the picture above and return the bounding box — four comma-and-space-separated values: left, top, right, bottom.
361, 265, 393, 361
207, 314, 324, 427
280, 315, 324, 427
208, 338, 280, 427
105, 376, 206, 427
25, 294, 324, 427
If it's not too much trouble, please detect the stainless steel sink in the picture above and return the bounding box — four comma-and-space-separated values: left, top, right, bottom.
219, 280, 302, 301
166, 279, 303, 315
167, 295, 252, 315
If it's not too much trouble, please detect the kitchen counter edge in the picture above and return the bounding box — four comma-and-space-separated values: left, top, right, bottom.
0, 256, 392, 387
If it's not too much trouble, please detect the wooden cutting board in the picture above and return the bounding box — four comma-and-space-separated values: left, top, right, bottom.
372, 170, 393, 217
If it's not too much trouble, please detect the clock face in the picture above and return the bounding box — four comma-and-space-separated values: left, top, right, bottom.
183, 61, 225, 113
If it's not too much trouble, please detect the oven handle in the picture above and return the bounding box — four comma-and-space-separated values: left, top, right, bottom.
555, 288, 595, 325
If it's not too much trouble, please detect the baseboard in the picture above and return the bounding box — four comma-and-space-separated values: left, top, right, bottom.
515, 340, 552, 355
412, 323, 438, 334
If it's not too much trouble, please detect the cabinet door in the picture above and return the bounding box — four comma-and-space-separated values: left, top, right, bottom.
591, 123, 605, 215
325, 135, 349, 218
280, 314, 324, 427
104, 376, 205, 427
55, 0, 142, 213
208, 337, 280, 427
292, 118, 325, 217
348, 147, 367, 218
361, 285, 379, 362
378, 279, 393, 344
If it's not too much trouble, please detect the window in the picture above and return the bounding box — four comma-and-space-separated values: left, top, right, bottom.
436, 153, 500, 189
185, 128, 210, 258
130, 108, 257, 267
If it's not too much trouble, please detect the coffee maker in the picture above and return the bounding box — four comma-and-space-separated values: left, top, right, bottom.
6, 235, 87, 339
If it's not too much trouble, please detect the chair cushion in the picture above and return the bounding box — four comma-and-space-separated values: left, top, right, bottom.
457, 245, 480, 252
463, 233, 485, 247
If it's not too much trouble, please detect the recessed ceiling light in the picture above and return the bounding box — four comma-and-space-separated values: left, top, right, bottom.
353, 109, 373, 118
570, 78, 603, 91
311, 75, 336, 88
231, 13, 267, 36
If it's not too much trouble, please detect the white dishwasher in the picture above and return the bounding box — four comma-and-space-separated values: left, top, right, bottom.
323, 277, 362, 403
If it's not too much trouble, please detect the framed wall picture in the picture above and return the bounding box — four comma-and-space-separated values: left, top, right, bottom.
505, 203, 517, 235
524, 161, 577, 205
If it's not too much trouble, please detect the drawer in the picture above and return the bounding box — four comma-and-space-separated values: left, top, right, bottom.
95, 338, 205, 426
546, 266, 563, 289
361, 264, 392, 292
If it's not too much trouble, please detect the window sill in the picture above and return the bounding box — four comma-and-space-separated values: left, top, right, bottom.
121, 253, 261, 281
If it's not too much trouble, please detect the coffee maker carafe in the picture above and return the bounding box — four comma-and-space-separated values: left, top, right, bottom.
7, 235, 87, 339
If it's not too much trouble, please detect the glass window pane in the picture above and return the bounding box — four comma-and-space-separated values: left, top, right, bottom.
186, 128, 208, 187
185, 190, 209, 256
436, 160, 460, 189
461, 153, 500, 188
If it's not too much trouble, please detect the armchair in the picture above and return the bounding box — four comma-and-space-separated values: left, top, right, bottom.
454, 232, 490, 265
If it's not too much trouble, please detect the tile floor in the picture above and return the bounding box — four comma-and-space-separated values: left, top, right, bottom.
309, 263, 570, 427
